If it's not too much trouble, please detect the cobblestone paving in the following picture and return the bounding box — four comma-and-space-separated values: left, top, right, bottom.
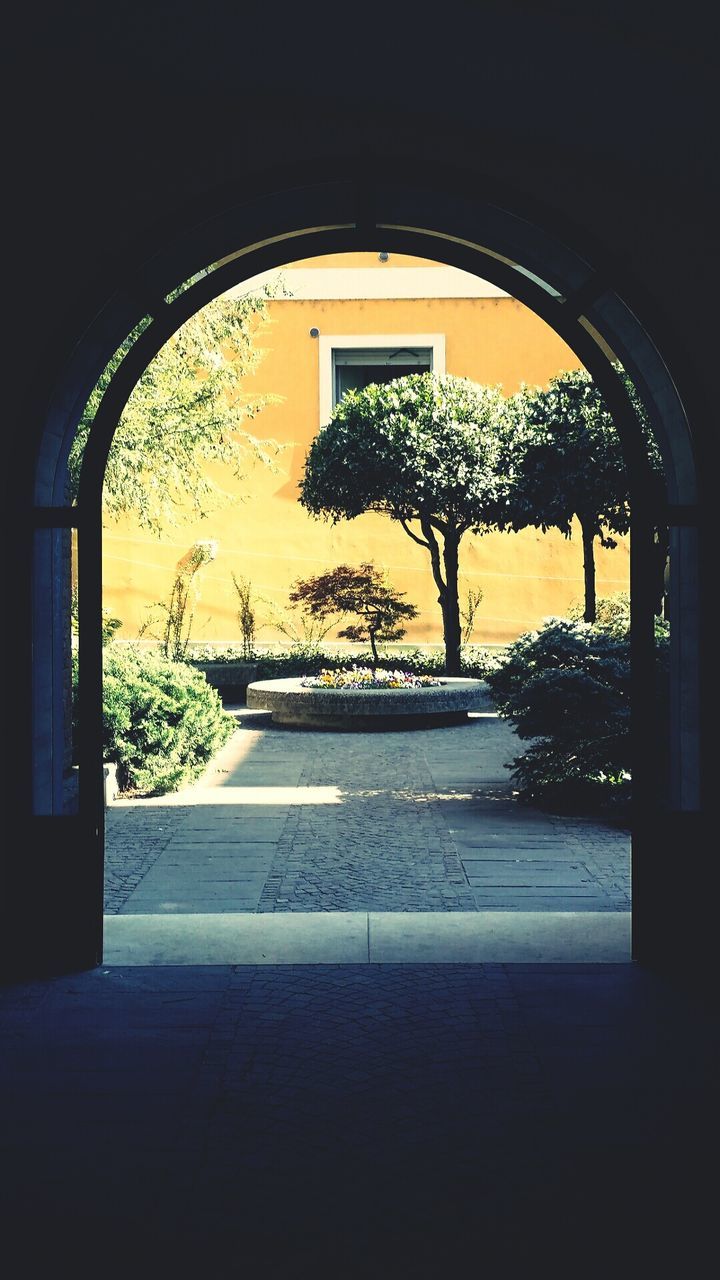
104, 803, 193, 913
1, 963, 716, 1267
105, 707, 630, 914
256, 726, 476, 911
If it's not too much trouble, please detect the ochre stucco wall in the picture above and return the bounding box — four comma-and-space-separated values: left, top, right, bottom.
101, 253, 629, 648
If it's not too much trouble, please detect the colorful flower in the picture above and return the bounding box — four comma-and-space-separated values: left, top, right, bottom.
300, 666, 442, 689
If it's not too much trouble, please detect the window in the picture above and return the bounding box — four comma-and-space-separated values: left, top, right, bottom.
318, 333, 446, 426
333, 346, 433, 405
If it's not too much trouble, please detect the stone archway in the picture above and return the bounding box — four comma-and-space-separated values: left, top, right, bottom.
21, 172, 700, 975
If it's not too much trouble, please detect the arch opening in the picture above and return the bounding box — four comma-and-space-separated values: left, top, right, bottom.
28, 178, 701, 971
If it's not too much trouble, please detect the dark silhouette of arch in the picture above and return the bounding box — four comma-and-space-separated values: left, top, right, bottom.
11, 172, 702, 976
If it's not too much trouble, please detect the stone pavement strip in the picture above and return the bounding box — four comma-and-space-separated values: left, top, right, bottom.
105, 706, 630, 918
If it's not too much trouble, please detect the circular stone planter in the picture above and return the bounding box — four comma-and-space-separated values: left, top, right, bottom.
246, 676, 493, 730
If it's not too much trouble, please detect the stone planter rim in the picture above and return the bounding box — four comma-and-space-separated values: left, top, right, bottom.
246, 675, 493, 729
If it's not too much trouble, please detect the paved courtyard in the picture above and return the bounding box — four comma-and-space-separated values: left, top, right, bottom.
105, 706, 630, 916
2, 962, 717, 1269
5, 714, 716, 1269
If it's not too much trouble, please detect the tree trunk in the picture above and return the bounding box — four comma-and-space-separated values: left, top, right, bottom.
581, 519, 596, 623
442, 533, 462, 675
369, 627, 379, 667
414, 516, 463, 676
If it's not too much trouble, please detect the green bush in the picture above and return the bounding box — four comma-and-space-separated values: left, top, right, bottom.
253, 648, 347, 680
251, 644, 503, 682
485, 604, 669, 813
99, 646, 236, 794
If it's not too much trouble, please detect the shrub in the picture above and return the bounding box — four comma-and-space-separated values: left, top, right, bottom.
71, 588, 122, 646
485, 605, 669, 813
251, 644, 503, 682
567, 591, 631, 639
253, 648, 347, 680
99, 646, 235, 794
230, 572, 258, 659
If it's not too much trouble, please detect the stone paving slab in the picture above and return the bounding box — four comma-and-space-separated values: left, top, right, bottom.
463, 860, 595, 882
103, 910, 631, 963
105, 706, 630, 918
105, 912, 370, 964
178, 809, 293, 822
367, 910, 631, 962
161, 821, 288, 842
120, 900, 264, 914
148, 850, 274, 866
123, 883, 268, 901
127, 869, 270, 889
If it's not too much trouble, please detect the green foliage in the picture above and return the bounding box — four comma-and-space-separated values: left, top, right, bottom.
460, 582, 484, 645
71, 588, 122, 646
101, 610, 123, 646
567, 590, 669, 644
141, 541, 217, 661
262, 598, 339, 655
568, 591, 631, 637
457, 645, 506, 679
505, 367, 665, 621
288, 563, 418, 666
485, 602, 669, 812
301, 372, 509, 526
253, 649, 338, 680
300, 372, 511, 674
506, 370, 634, 540
68, 284, 287, 532
98, 645, 235, 794
251, 644, 502, 682
230, 573, 258, 659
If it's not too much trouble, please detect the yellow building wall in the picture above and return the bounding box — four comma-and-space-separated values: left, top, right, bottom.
101, 254, 629, 648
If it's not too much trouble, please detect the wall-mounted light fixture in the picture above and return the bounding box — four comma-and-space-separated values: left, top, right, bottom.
378, 251, 389, 262
309, 327, 320, 338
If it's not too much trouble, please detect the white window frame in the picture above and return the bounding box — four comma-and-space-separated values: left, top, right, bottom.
318, 333, 446, 427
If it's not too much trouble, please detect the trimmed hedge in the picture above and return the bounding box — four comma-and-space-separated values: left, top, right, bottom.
245, 645, 502, 682
98, 646, 236, 795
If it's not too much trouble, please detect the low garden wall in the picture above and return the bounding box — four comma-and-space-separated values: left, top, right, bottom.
246, 676, 493, 730
189, 661, 258, 701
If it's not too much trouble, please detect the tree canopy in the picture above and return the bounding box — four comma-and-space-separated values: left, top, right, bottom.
300, 372, 510, 673
68, 285, 285, 533
504, 367, 665, 621
289, 563, 418, 666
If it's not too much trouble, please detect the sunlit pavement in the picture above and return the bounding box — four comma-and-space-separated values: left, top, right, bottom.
5, 710, 702, 1267
104, 708, 630, 963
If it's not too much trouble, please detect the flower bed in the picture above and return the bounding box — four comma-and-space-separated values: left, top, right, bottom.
300, 666, 442, 690
246, 675, 492, 730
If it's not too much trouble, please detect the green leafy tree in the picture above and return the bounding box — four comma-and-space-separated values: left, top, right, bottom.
289, 563, 418, 666
68, 284, 286, 533
300, 373, 510, 674
506, 368, 664, 622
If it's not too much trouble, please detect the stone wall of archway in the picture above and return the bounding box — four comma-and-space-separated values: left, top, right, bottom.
4, 6, 715, 977
5, 173, 701, 978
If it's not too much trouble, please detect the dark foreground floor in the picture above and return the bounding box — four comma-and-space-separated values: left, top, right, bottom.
2, 962, 718, 1274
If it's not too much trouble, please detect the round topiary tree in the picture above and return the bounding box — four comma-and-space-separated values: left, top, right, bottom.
506, 368, 665, 622
300, 373, 510, 675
